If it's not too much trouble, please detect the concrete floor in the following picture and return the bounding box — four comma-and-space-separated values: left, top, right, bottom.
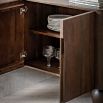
67, 93, 92, 103
0, 66, 92, 103
0, 77, 60, 103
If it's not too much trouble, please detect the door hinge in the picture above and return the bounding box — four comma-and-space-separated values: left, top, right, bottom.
20, 6, 28, 15
20, 51, 27, 59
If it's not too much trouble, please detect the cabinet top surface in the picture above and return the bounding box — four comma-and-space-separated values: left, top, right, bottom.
0, 0, 99, 11
0, 1, 24, 11
26, 0, 98, 10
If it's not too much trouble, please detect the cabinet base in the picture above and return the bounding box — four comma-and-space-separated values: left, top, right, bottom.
92, 89, 103, 103
0, 61, 24, 75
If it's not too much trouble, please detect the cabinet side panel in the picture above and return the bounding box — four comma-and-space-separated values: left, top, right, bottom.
0, 6, 24, 74
95, 10, 103, 90
62, 12, 95, 102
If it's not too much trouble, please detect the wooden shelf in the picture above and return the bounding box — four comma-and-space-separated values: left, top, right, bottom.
26, 59, 60, 76
31, 29, 60, 38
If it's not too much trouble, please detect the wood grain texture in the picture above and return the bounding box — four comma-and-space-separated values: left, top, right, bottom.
60, 39, 64, 103
95, 10, 103, 90
15, 6, 24, 62
0, 9, 16, 67
24, 1, 86, 61
31, 29, 60, 38
62, 12, 95, 102
0, 61, 24, 75
0, 4, 24, 74
24, 3, 95, 102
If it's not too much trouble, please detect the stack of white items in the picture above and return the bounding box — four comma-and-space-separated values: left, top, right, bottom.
47, 14, 71, 32
69, 0, 100, 9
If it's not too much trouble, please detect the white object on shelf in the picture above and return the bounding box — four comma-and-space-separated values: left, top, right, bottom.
47, 14, 71, 32
69, 0, 100, 9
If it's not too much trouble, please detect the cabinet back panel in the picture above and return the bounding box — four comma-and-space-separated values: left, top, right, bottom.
25, 2, 87, 30
24, 2, 87, 61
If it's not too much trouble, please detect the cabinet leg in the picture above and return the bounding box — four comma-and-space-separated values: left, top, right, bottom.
92, 89, 103, 103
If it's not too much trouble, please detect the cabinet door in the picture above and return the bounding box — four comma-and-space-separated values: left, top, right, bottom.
61, 11, 95, 103
0, 9, 16, 67
0, 7, 24, 70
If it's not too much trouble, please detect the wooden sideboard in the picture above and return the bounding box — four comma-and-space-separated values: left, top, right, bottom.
0, 0, 103, 103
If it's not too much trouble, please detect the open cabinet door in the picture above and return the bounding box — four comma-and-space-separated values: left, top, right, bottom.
60, 11, 95, 103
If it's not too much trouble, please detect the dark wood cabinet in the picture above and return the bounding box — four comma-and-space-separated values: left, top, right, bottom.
23, 2, 95, 103
0, 3, 24, 74
95, 10, 103, 90
0, 1, 103, 103
62, 11, 95, 102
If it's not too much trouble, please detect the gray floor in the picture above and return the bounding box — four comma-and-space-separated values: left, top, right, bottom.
67, 93, 92, 103
0, 66, 92, 103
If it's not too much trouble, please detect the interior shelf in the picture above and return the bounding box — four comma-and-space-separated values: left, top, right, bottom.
26, 58, 60, 76
31, 29, 60, 38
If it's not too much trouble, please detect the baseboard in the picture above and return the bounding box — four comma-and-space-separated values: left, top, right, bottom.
0, 61, 24, 75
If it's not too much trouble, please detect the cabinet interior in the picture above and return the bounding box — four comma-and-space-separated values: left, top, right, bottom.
24, 2, 87, 75
25, 34, 60, 75
25, 1, 87, 31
